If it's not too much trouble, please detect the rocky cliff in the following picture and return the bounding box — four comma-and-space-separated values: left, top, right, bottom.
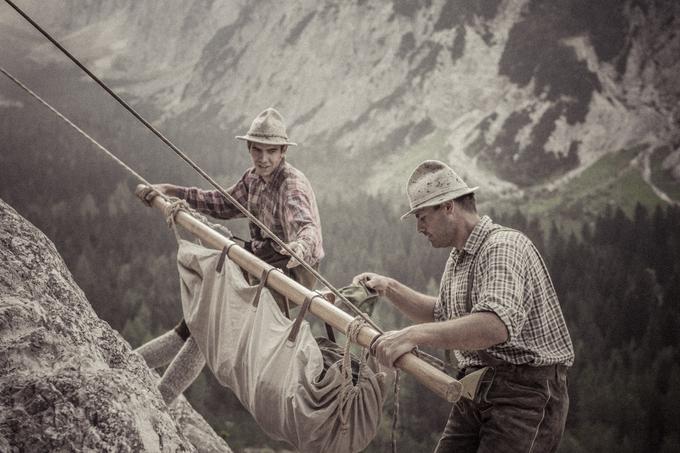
0, 198, 232, 452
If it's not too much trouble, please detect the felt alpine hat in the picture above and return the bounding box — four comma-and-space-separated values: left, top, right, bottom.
401, 160, 478, 220
236, 107, 297, 146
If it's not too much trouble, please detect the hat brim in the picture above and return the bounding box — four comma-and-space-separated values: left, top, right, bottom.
236, 135, 297, 146
400, 186, 478, 220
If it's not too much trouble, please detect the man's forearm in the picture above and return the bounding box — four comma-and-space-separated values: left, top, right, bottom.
383, 278, 437, 323
154, 183, 182, 198
371, 311, 509, 368
408, 312, 509, 350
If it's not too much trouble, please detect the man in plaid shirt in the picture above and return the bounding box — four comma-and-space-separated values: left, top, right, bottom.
354, 160, 574, 452
134, 108, 324, 405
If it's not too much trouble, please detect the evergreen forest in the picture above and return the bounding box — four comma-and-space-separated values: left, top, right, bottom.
3, 179, 679, 452
1, 97, 679, 452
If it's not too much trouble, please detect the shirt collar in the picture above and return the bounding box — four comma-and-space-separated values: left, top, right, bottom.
269, 159, 288, 184
461, 215, 494, 255
252, 159, 288, 186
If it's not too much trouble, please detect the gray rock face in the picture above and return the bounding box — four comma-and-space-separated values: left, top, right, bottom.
0, 198, 232, 453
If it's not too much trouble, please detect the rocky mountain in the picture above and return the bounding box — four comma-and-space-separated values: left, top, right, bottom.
1, 0, 678, 215
1, 3, 679, 450
0, 197, 232, 452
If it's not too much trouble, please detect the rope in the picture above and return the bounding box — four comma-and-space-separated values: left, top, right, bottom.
2, 0, 385, 335
163, 197, 234, 240
337, 316, 367, 425
0, 66, 239, 246
164, 199, 185, 241
391, 371, 401, 453
0, 66, 155, 191
344, 316, 367, 381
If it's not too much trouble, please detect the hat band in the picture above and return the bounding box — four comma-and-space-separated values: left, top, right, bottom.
410, 187, 464, 209
246, 132, 289, 140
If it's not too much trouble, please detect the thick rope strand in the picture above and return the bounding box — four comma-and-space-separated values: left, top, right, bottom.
0, 66, 154, 190
0, 66, 242, 243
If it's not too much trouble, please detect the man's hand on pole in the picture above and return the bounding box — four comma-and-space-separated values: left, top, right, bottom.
135, 184, 160, 206
135, 183, 178, 206
370, 327, 418, 369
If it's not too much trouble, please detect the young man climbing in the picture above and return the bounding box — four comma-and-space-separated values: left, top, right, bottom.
134, 107, 324, 405
353, 160, 574, 453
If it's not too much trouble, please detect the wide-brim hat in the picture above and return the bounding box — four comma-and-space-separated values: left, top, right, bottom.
401, 160, 478, 220
236, 107, 297, 146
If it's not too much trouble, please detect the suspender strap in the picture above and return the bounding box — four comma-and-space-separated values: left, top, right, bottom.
467, 228, 515, 366
287, 294, 320, 343
465, 228, 516, 313
251, 266, 278, 308
446, 228, 516, 368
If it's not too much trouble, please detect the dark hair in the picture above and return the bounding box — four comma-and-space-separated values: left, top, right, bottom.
453, 193, 477, 213
246, 141, 287, 153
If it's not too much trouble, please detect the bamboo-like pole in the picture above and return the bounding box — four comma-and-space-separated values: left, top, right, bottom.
144, 188, 464, 403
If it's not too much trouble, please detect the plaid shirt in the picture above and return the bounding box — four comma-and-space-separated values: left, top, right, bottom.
433, 216, 574, 368
176, 160, 324, 266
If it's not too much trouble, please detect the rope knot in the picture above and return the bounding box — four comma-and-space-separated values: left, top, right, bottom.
163, 198, 190, 228
162, 197, 234, 240
345, 315, 367, 345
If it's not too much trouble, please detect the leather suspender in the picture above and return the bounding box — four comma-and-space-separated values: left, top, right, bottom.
447, 227, 516, 368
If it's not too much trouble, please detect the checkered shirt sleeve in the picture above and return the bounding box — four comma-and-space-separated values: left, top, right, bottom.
436, 217, 574, 368
279, 174, 323, 266
175, 171, 249, 220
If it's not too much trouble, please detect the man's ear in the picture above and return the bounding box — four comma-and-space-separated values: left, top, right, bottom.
281, 145, 288, 155
443, 200, 454, 213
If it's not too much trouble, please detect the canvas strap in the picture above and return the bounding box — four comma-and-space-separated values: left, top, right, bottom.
287, 294, 320, 343
215, 243, 238, 273
251, 267, 278, 308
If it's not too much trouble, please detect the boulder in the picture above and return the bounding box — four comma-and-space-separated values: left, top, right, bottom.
0, 198, 232, 452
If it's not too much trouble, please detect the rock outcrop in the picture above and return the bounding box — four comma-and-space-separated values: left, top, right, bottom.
0, 198, 232, 452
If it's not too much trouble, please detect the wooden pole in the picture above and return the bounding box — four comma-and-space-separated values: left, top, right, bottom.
143, 188, 464, 403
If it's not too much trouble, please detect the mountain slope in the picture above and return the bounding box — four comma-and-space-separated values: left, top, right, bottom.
1, 0, 678, 211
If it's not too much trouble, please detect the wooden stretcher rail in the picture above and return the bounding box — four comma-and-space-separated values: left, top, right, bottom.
145, 190, 464, 402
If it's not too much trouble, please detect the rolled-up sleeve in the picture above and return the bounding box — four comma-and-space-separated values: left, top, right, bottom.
471, 239, 529, 341
433, 300, 446, 322
433, 265, 452, 322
